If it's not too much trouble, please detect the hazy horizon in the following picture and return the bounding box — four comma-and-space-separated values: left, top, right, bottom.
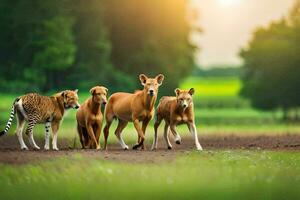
191, 0, 294, 68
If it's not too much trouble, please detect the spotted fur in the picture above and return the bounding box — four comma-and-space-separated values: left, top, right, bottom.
0, 90, 80, 150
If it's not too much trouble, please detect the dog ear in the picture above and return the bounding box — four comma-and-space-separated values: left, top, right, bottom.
188, 88, 195, 96
139, 74, 148, 86
61, 91, 65, 97
89, 87, 96, 95
174, 88, 181, 96
74, 89, 78, 93
103, 87, 108, 94
155, 74, 164, 85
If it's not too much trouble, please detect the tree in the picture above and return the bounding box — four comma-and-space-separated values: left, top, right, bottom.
0, 0, 197, 94
32, 15, 76, 91
0, 0, 76, 92
102, 0, 197, 94
68, 0, 134, 93
240, 0, 300, 118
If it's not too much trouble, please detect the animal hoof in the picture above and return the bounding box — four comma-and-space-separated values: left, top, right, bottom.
175, 140, 181, 145
167, 146, 172, 150
21, 146, 29, 150
124, 147, 129, 150
132, 144, 139, 150
34, 146, 40, 150
53, 147, 59, 151
44, 146, 50, 150
196, 145, 203, 151
151, 147, 157, 151
96, 146, 101, 150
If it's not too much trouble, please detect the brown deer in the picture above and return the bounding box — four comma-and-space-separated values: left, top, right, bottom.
103, 74, 164, 150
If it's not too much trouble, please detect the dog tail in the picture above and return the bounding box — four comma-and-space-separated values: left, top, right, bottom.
0, 98, 20, 137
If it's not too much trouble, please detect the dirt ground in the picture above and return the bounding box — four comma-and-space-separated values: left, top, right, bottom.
0, 134, 299, 165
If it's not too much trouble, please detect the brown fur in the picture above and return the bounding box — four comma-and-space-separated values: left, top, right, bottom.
152, 88, 203, 150
103, 74, 164, 150
76, 86, 108, 149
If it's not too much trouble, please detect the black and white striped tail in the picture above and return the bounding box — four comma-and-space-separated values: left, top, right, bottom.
0, 104, 16, 137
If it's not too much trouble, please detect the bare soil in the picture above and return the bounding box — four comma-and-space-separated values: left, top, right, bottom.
0, 134, 299, 164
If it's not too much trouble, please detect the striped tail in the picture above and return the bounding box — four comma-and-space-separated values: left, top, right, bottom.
0, 102, 16, 137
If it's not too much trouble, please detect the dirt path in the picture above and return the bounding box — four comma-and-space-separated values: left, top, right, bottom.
0, 134, 299, 164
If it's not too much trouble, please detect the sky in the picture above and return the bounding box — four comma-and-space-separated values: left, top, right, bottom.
190, 0, 295, 68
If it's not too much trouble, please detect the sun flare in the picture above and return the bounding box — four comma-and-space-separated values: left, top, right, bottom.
218, 0, 240, 7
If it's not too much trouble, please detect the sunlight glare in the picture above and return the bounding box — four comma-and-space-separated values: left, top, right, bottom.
218, 0, 241, 7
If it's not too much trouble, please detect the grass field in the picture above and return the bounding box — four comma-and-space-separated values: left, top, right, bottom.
180, 76, 241, 97
0, 151, 299, 200
0, 76, 299, 200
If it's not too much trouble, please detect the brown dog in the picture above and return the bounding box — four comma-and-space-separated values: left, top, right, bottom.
152, 88, 202, 151
76, 86, 108, 149
103, 74, 164, 150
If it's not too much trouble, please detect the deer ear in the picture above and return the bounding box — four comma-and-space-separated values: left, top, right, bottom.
139, 74, 148, 86
188, 88, 195, 96
61, 91, 65, 97
174, 88, 181, 96
74, 89, 78, 93
156, 74, 164, 85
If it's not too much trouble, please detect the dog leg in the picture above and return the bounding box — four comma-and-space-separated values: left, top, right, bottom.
94, 123, 102, 149
187, 123, 203, 151
44, 122, 51, 150
77, 124, 85, 149
164, 123, 172, 149
86, 123, 100, 150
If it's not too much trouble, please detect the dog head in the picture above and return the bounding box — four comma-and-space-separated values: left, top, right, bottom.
62, 89, 80, 109
90, 86, 108, 106
139, 74, 164, 97
175, 88, 194, 109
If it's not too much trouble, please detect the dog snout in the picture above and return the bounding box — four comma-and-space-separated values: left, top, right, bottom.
75, 105, 80, 109
102, 101, 107, 105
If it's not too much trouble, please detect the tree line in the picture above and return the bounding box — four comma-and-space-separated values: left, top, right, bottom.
0, 0, 197, 95
240, 0, 300, 119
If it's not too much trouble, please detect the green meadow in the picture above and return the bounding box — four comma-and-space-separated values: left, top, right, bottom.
0, 151, 299, 200
0, 77, 299, 200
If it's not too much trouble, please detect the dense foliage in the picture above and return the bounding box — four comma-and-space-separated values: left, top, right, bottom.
0, 0, 196, 94
240, 0, 300, 116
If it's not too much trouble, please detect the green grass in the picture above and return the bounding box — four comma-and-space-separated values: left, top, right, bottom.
180, 76, 249, 108
0, 151, 299, 200
180, 76, 241, 97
